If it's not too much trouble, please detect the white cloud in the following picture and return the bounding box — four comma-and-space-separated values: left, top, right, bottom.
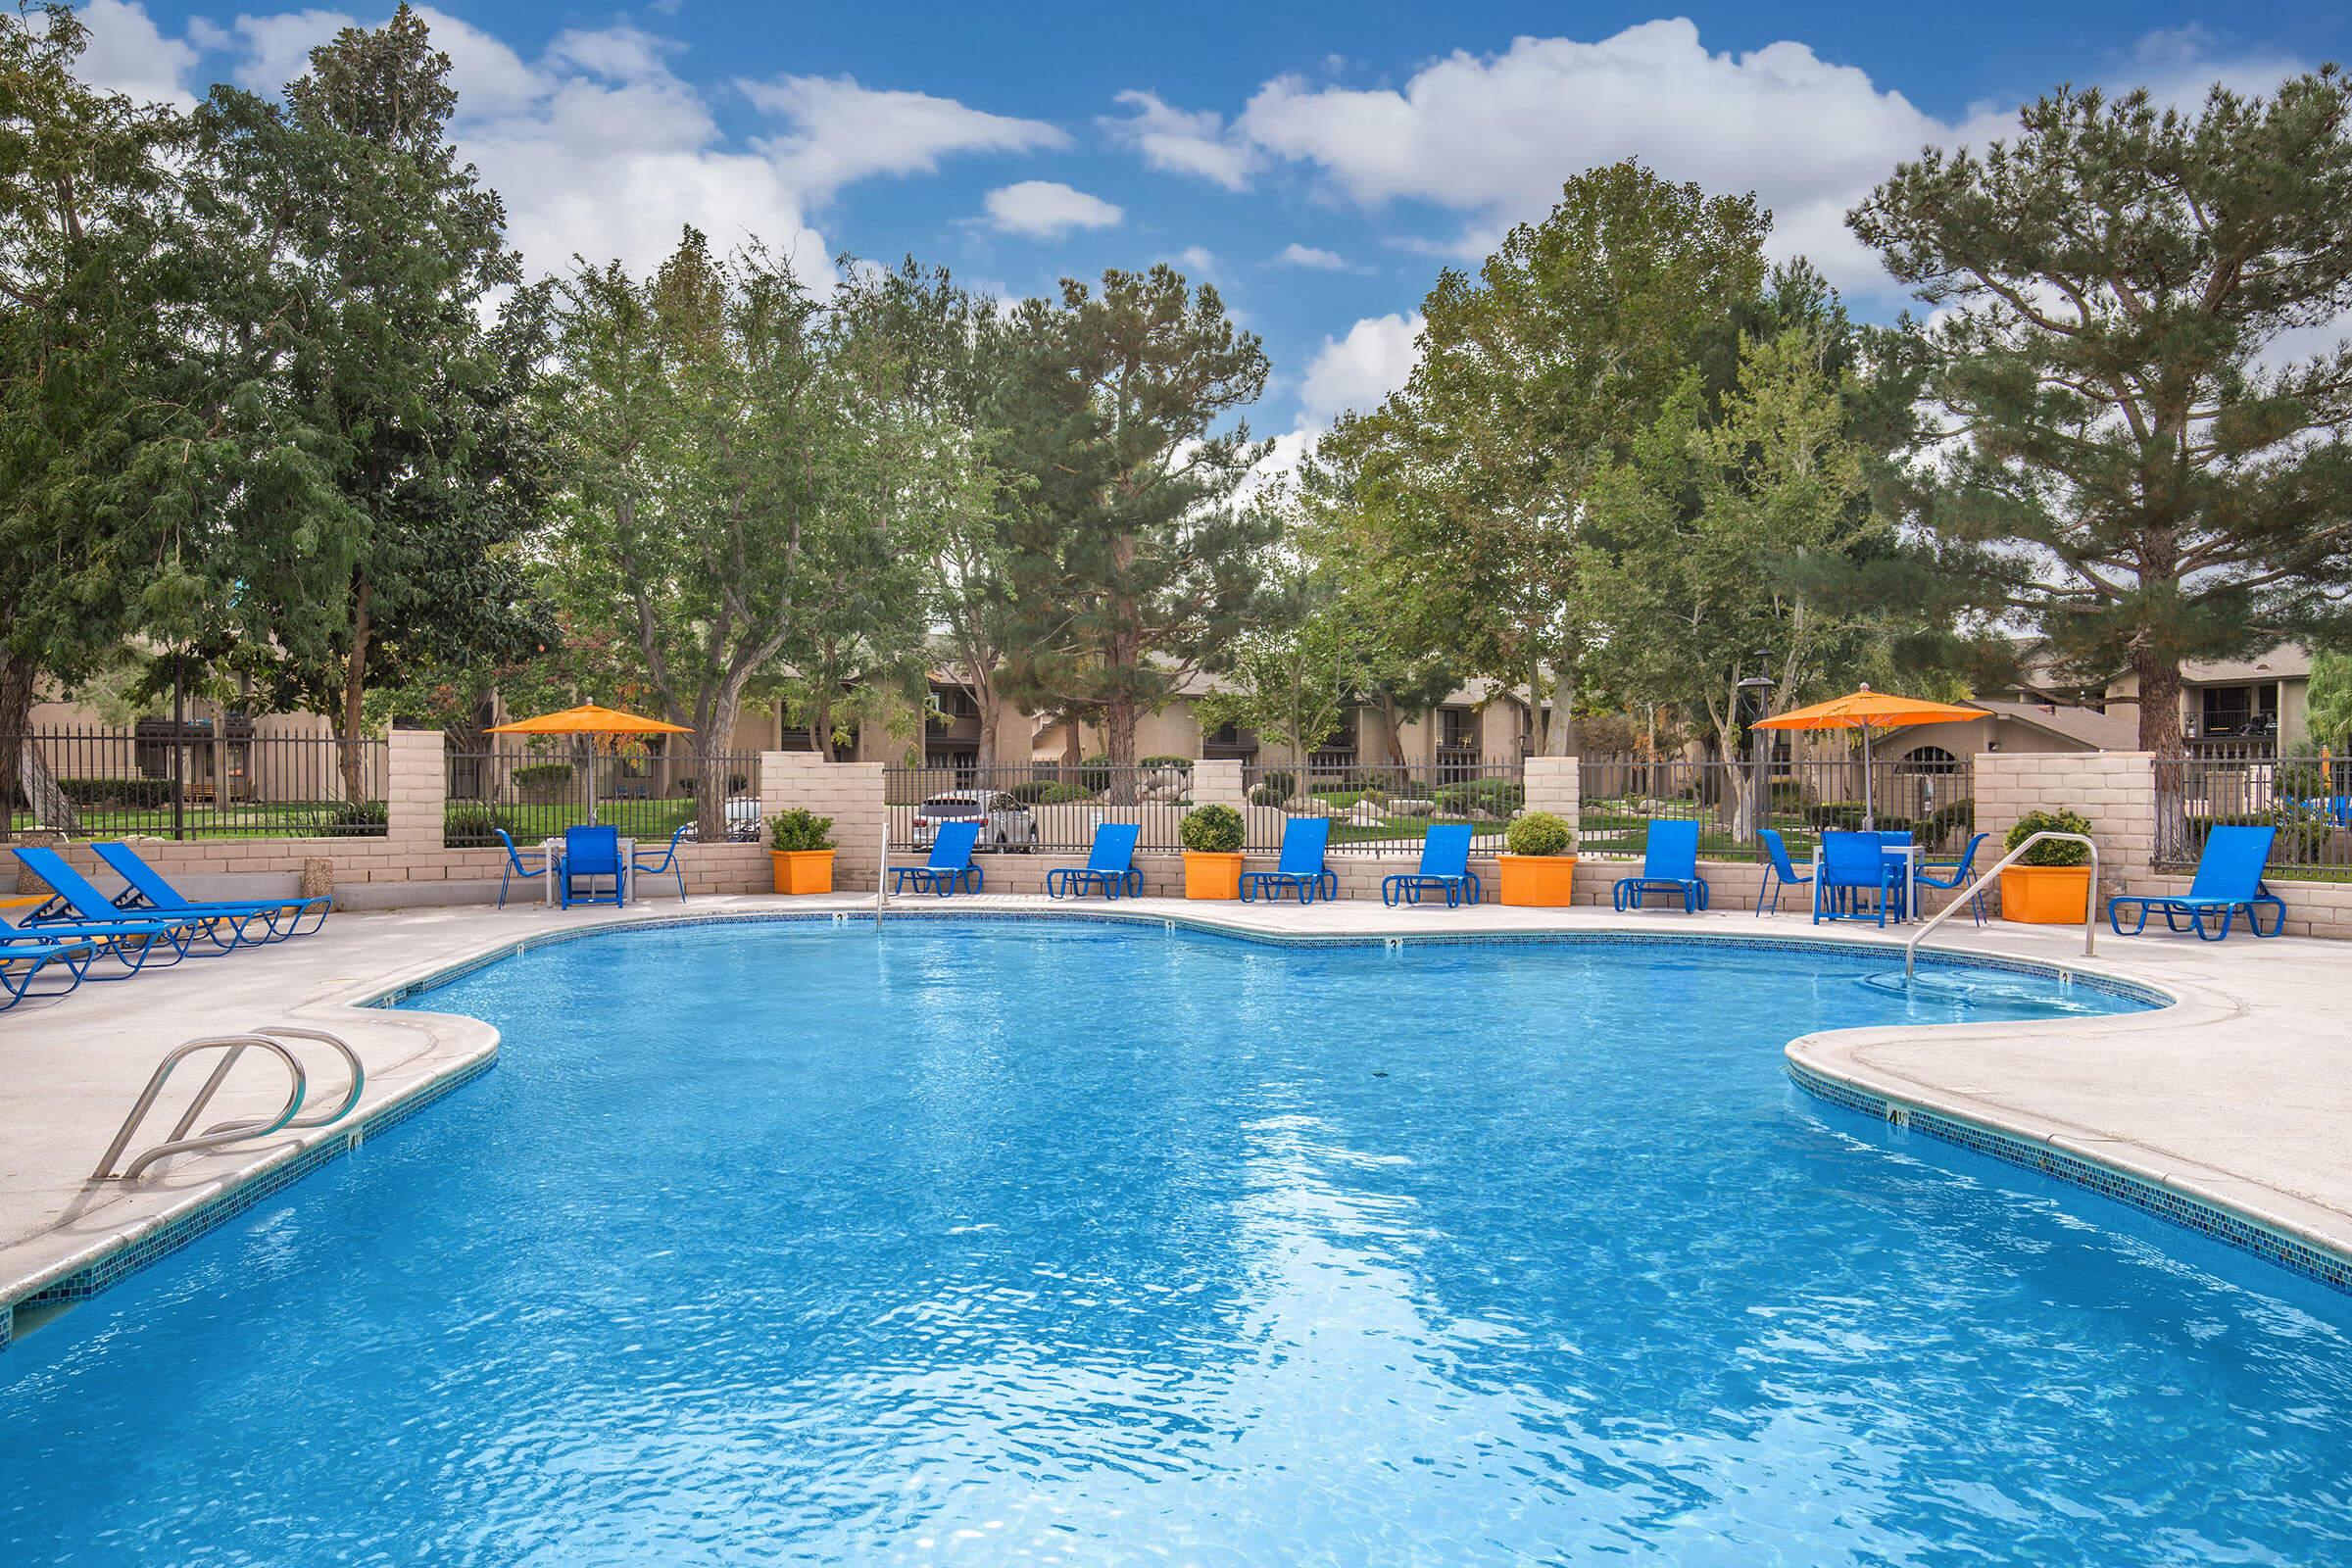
1231, 20, 2313, 295
1104, 89, 1257, 190
742, 74, 1067, 201
982, 180, 1124, 239
70, 0, 200, 107
1298, 311, 1423, 426
1176, 245, 1218, 276
1275, 242, 1351, 270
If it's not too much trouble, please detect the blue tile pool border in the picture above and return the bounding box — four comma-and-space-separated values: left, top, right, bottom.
1785, 1058, 2352, 1298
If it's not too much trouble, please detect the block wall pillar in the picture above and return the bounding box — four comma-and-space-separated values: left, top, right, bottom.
760, 753, 887, 891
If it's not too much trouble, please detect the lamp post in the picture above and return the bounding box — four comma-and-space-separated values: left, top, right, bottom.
1737, 661, 1776, 844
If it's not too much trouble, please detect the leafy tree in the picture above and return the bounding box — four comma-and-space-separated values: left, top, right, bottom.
990, 265, 1275, 768
1196, 563, 1357, 789
1327, 163, 1770, 755
2305, 648, 2352, 752
1850, 73, 2352, 753
0, 4, 192, 834
547, 228, 934, 835
186, 4, 547, 800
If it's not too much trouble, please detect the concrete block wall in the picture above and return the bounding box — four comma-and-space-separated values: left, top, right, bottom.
761, 752, 887, 892
1975, 750, 2158, 912
1524, 756, 1578, 835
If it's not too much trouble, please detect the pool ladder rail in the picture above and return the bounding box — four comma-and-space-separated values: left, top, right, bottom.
92, 1027, 366, 1183
1903, 831, 2098, 979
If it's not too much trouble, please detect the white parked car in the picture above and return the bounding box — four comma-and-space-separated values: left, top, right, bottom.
913, 790, 1036, 852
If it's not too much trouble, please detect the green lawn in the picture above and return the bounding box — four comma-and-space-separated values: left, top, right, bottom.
9, 803, 387, 841
444, 797, 705, 846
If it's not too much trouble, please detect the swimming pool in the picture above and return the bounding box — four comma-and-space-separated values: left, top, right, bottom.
5, 917, 2349, 1564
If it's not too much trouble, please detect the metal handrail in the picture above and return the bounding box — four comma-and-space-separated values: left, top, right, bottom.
93, 1035, 308, 1182
1905, 831, 2098, 978
201, 1027, 364, 1137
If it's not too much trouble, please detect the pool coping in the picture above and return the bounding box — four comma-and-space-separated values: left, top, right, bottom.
8, 896, 2343, 1349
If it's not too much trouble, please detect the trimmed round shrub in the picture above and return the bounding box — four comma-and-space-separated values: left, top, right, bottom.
1138, 755, 1194, 773
443, 801, 499, 848
1006, 779, 1094, 806
1505, 810, 1574, 858
2006, 808, 2093, 866
1077, 754, 1114, 793
1435, 777, 1525, 818
1179, 803, 1245, 854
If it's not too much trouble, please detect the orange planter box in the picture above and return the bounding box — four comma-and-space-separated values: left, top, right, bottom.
1496, 854, 1578, 907
770, 849, 836, 895
1999, 864, 2090, 923
1183, 851, 1245, 900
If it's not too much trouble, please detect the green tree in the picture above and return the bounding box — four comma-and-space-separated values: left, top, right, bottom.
187, 4, 547, 800
2305, 649, 2352, 752
991, 265, 1276, 769
1197, 563, 1358, 790
547, 228, 934, 834
0, 4, 194, 833
1850, 73, 2352, 754
1328, 163, 1771, 755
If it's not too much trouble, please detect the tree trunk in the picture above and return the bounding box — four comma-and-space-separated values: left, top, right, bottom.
1104, 690, 1138, 772
338, 580, 372, 805
699, 688, 746, 842
2135, 650, 2184, 756
1380, 695, 1407, 767
976, 694, 1002, 771
0, 651, 36, 844
1061, 711, 1083, 769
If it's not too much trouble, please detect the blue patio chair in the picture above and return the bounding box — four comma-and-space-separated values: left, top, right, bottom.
558, 825, 624, 909
493, 829, 546, 909
1612, 819, 1709, 913
2108, 823, 2286, 941
1383, 823, 1481, 907
1045, 823, 1142, 901
0, 932, 96, 1010
1913, 832, 1990, 925
1754, 828, 1813, 916
631, 823, 691, 903
12, 847, 242, 955
90, 841, 330, 944
1241, 817, 1339, 905
1813, 831, 1903, 926
893, 819, 984, 897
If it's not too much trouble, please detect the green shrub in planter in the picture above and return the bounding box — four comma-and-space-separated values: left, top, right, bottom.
767, 808, 835, 852
1505, 810, 1574, 858
1179, 804, 1245, 854
2005, 808, 2093, 865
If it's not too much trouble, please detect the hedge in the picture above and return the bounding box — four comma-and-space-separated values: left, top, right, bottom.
1005, 780, 1094, 805
57, 776, 174, 808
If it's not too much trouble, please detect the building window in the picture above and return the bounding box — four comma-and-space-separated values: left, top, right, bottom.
1897, 745, 1959, 774
1440, 707, 1476, 751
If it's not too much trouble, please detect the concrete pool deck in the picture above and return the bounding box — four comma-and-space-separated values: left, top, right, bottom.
2, 892, 2346, 1337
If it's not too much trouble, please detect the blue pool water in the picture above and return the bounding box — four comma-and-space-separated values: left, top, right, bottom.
5, 919, 2350, 1565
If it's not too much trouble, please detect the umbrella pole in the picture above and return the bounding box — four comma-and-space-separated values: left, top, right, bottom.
1862, 726, 1876, 830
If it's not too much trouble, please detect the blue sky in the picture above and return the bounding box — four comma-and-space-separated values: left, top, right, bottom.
74, 1, 2352, 446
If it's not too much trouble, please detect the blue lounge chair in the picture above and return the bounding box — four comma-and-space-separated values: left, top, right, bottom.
631, 823, 691, 903
90, 841, 330, 943
1046, 823, 1142, 901
1754, 828, 1813, 915
1383, 823, 1481, 907
893, 819, 984, 896
2108, 824, 2286, 940
1, 907, 200, 975
1241, 817, 1338, 905
1813, 831, 1903, 926
558, 825, 625, 908
493, 829, 546, 909
12, 847, 243, 954
1913, 832, 1990, 925
1612, 819, 1709, 912
0, 933, 96, 1009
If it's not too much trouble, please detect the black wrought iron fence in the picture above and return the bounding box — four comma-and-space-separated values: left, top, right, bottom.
1579, 755, 1976, 861
885, 761, 1195, 854
1241, 759, 1525, 855
443, 746, 763, 848
5, 727, 389, 840
2156, 753, 2352, 879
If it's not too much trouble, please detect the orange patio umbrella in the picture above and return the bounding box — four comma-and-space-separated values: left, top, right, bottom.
1752, 684, 1985, 829
485, 703, 692, 824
